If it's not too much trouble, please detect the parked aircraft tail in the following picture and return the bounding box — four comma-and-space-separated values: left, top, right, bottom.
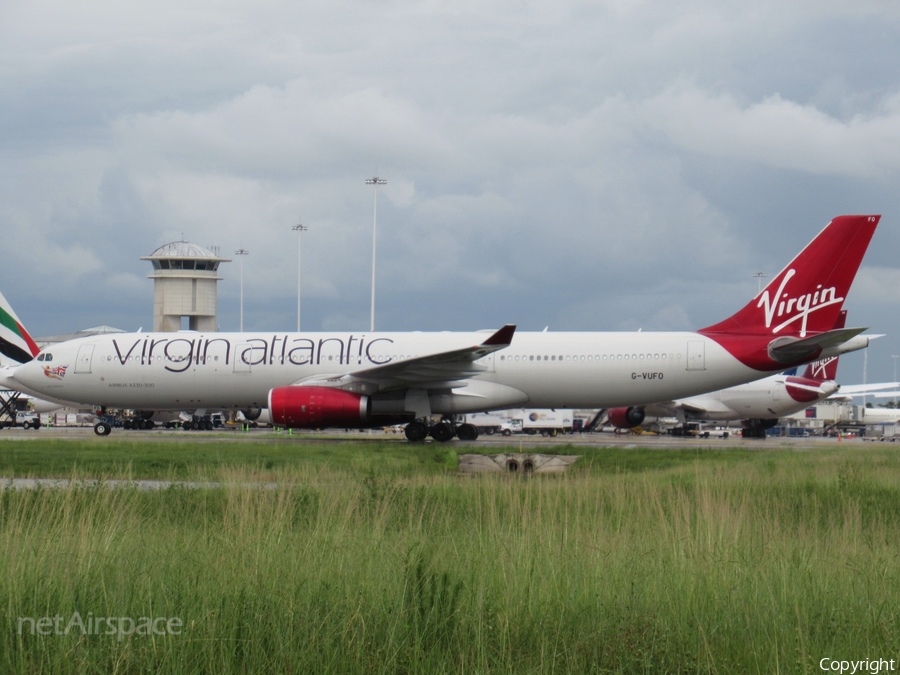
699, 215, 879, 370
701, 216, 877, 338
0, 290, 39, 364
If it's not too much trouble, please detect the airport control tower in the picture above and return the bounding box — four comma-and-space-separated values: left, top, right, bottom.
141, 241, 230, 332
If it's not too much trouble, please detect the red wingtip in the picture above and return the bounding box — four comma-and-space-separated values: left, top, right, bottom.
481, 324, 516, 347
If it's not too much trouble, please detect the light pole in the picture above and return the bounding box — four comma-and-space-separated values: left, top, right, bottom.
292, 223, 308, 332
863, 347, 868, 409
893, 355, 899, 406
235, 248, 249, 332
752, 272, 767, 294
365, 175, 386, 332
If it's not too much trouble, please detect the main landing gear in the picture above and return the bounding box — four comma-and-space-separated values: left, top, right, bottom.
403, 419, 479, 443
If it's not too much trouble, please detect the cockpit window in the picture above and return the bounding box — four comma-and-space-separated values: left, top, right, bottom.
38, 353, 53, 362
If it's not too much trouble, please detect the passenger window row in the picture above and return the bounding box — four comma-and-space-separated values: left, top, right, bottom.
499, 353, 677, 362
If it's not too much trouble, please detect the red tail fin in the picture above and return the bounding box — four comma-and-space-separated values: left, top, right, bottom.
801, 310, 846, 381
700, 215, 879, 338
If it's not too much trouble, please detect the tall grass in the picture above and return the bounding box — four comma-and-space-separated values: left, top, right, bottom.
2, 448, 900, 672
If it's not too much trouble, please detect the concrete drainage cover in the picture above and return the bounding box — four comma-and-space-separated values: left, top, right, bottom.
458, 453, 580, 474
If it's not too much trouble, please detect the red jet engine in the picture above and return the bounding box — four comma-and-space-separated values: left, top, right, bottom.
269, 386, 370, 428
607, 406, 646, 429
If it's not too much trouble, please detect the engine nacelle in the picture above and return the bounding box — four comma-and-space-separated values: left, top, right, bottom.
269, 387, 370, 428
740, 418, 779, 431
242, 406, 262, 421
607, 406, 645, 429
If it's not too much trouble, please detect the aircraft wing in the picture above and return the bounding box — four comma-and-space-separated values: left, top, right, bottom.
643, 397, 734, 418
292, 325, 516, 391
673, 397, 735, 415
836, 382, 900, 396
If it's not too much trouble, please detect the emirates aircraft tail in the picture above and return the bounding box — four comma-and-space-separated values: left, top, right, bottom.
699, 215, 879, 370
0, 290, 39, 365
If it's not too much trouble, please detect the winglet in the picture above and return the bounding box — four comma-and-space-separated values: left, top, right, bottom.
481, 324, 516, 347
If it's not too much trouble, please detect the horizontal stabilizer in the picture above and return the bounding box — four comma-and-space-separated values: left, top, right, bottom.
768, 327, 867, 364
784, 380, 833, 395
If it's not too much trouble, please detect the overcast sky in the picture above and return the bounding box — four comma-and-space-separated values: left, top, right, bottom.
3, 0, 900, 386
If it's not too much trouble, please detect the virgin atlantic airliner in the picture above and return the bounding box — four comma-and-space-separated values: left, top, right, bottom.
0, 215, 882, 441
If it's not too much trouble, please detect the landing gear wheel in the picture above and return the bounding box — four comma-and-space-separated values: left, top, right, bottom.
431, 422, 455, 443
404, 421, 428, 442
205, 420, 213, 431
144, 419, 155, 430
94, 421, 111, 436
457, 423, 479, 441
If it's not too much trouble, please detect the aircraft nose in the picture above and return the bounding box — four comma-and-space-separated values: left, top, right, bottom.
6, 361, 38, 388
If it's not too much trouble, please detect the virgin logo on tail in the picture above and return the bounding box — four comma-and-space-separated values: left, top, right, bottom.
807, 356, 838, 381
758, 269, 843, 337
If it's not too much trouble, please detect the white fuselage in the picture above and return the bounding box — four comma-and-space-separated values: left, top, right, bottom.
6, 329, 835, 413
860, 407, 900, 424
652, 374, 839, 422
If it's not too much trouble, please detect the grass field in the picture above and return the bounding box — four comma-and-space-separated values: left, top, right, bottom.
2, 437, 900, 673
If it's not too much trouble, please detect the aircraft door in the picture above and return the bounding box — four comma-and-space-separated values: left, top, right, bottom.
234, 343, 252, 373
686, 341, 706, 371
75, 344, 95, 374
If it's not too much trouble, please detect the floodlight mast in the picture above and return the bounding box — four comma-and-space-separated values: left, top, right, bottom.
752, 271, 767, 294
292, 223, 308, 332
893, 355, 899, 406
365, 175, 386, 332
235, 248, 249, 332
